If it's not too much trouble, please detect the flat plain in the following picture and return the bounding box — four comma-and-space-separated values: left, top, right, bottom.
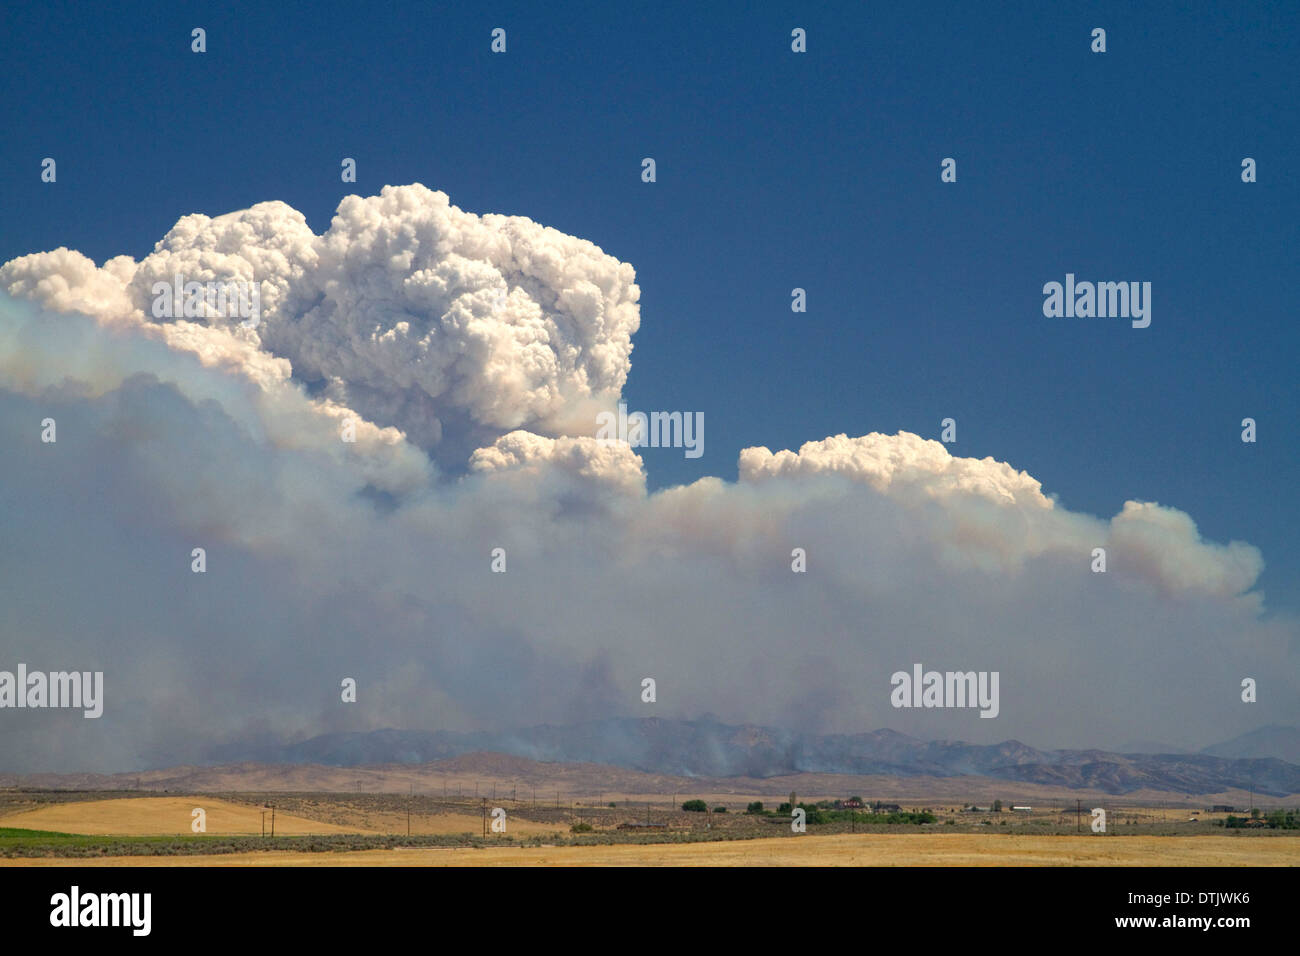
5, 833, 1298, 866
0, 796, 561, 838
1, 789, 1296, 866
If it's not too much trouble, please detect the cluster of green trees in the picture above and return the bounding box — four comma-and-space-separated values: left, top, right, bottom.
858, 810, 935, 825
752, 800, 936, 826
680, 800, 728, 813
690, 797, 939, 826
1223, 809, 1299, 829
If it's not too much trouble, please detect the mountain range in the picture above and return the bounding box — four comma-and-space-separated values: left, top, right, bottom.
200, 718, 1300, 796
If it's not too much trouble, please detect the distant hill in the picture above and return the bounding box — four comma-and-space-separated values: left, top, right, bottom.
1202, 725, 1300, 764
198, 717, 1300, 797
3, 753, 1280, 807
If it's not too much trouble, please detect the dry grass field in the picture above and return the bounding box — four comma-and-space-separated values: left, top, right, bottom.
0, 797, 562, 838
5, 833, 1298, 866
3, 789, 1295, 866
290, 807, 564, 837
0, 797, 357, 836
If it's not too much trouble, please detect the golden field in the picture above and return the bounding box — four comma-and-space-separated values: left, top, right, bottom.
5, 833, 1298, 867
0, 796, 558, 838
3, 790, 1296, 867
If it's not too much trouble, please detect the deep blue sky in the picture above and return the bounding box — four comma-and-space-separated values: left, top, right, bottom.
3, 0, 1297, 610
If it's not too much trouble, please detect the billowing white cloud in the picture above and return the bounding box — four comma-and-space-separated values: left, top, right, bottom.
284, 187, 638, 451
128, 200, 318, 327
0, 187, 1293, 773
2, 184, 639, 467
0, 247, 138, 325
1108, 500, 1264, 599
470, 430, 646, 497
740, 431, 1053, 508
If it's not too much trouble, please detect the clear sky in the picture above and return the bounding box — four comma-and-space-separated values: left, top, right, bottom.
0, 1, 1296, 769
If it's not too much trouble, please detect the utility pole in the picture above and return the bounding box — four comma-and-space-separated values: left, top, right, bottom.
481, 798, 487, 838
271, 806, 276, 838
1076, 800, 1081, 833
261, 810, 266, 837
